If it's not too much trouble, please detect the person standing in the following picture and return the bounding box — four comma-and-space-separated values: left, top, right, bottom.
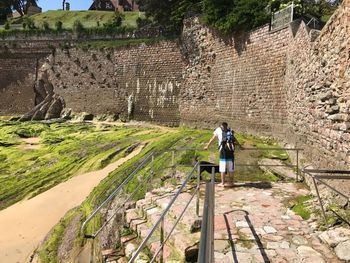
204, 122, 241, 187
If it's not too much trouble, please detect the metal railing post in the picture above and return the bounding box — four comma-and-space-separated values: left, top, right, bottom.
296, 150, 299, 181
196, 164, 200, 216
172, 151, 175, 166
312, 176, 328, 228
160, 218, 164, 263
210, 167, 215, 262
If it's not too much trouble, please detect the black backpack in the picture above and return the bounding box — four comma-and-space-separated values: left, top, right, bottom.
220, 128, 235, 152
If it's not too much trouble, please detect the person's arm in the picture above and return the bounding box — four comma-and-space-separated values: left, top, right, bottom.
204, 134, 216, 150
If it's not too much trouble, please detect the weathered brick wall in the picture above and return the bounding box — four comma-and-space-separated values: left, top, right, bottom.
284, 1, 350, 169
0, 41, 54, 114
47, 41, 184, 125
180, 19, 290, 136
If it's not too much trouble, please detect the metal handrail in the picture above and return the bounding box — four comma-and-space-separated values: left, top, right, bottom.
82, 146, 302, 238
198, 168, 215, 263
128, 161, 200, 263
81, 152, 155, 238
303, 168, 350, 227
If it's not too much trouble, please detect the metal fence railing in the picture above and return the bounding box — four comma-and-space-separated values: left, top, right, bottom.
303, 168, 350, 228
271, 3, 294, 31
128, 161, 200, 263
81, 146, 303, 262
198, 167, 215, 263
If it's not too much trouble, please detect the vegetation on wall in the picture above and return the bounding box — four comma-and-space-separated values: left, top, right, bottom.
0, 10, 143, 35
137, 0, 339, 33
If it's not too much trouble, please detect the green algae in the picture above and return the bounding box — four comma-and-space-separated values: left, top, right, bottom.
27, 124, 295, 262
285, 195, 313, 220
0, 121, 149, 210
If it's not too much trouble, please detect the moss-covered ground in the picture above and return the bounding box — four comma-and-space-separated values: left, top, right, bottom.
0, 120, 158, 210
0, 120, 292, 262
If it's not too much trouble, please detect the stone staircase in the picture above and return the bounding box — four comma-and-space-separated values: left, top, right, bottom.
104, 184, 203, 263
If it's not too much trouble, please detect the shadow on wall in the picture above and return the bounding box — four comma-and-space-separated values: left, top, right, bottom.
208, 26, 252, 56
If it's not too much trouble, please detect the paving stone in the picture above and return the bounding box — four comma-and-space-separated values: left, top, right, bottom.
280, 241, 290, 249
291, 235, 308, 245
236, 221, 249, 228
262, 234, 284, 242
267, 242, 280, 249
214, 240, 229, 252
297, 246, 325, 263
319, 228, 350, 247
334, 240, 350, 261
263, 226, 277, 234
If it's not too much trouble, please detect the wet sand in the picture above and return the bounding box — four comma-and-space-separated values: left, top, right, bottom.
0, 145, 144, 263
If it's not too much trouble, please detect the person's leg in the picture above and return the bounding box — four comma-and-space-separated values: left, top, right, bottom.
227, 159, 234, 186
219, 160, 225, 186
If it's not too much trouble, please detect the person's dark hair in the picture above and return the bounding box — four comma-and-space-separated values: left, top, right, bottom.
221, 122, 228, 131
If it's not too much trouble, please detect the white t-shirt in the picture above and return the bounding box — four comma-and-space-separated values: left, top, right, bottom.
214, 127, 223, 147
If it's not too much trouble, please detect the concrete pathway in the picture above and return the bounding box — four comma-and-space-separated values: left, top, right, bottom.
213, 182, 340, 263
0, 145, 144, 263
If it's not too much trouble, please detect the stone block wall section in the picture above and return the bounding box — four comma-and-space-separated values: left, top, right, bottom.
0, 0, 349, 172
284, 0, 350, 171
180, 19, 290, 136
0, 41, 54, 114
47, 41, 184, 125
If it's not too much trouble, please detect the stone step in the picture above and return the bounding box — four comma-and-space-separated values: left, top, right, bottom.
122, 184, 201, 262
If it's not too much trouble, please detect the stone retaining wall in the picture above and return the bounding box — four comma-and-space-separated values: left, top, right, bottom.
0, 42, 52, 114
0, 1, 349, 171
284, 2, 350, 170
180, 19, 290, 137
46, 41, 184, 125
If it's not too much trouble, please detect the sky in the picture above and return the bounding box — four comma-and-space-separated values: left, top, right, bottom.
37, 0, 92, 11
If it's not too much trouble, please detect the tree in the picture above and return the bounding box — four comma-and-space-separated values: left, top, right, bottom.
0, 6, 12, 22
270, 0, 337, 21
0, 0, 38, 17
62, 0, 66, 10
202, 0, 270, 32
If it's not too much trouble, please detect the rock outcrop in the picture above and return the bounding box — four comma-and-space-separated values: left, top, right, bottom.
20, 61, 64, 121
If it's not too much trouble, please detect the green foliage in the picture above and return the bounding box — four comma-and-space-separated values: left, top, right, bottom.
42, 21, 50, 31
23, 16, 36, 29
269, 0, 337, 20
202, 0, 270, 32
137, 0, 181, 33
290, 195, 312, 220
170, 0, 201, 28
4, 21, 10, 30
73, 20, 84, 33
55, 20, 63, 31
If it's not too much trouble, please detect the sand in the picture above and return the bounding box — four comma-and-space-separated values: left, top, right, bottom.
0, 144, 144, 263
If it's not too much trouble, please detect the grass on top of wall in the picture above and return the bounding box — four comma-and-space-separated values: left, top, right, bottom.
76, 36, 178, 49
3, 11, 143, 30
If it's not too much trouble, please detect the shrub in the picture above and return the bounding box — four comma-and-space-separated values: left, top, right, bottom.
55, 21, 63, 31
136, 17, 152, 28
4, 21, 10, 30
42, 21, 50, 31
73, 20, 84, 33
23, 17, 36, 29
113, 11, 124, 27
